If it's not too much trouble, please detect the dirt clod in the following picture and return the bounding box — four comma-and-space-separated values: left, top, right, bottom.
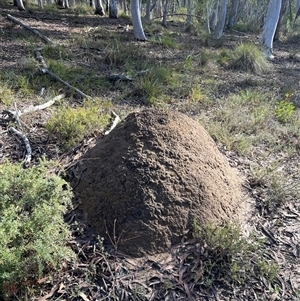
72, 109, 243, 257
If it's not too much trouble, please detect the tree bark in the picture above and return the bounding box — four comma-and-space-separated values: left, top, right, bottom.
213, 0, 227, 39
274, 0, 287, 41
162, 0, 169, 26
109, 0, 118, 18
228, 0, 239, 28
260, 0, 281, 59
131, 0, 147, 40
185, 0, 193, 26
95, 0, 105, 15
15, 0, 26, 11
145, 0, 151, 21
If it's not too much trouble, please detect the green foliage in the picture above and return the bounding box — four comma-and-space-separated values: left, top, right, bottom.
42, 44, 73, 61
0, 80, 13, 106
132, 66, 172, 105
274, 95, 295, 123
192, 221, 278, 287
200, 89, 274, 154
104, 38, 146, 69
229, 43, 271, 75
0, 160, 74, 299
151, 33, 179, 49
231, 22, 260, 33
46, 99, 111, 150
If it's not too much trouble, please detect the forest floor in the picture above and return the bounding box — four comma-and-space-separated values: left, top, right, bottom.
0, 3, 300, 301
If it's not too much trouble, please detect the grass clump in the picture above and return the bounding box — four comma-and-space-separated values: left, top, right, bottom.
131, 66, 173, 105
229, 43, 272, 75
192, 221, 278, 288
46, 99, 110, 150
0, 80, 14, 106
200, 89, 274, 154
0, 160, 74, 300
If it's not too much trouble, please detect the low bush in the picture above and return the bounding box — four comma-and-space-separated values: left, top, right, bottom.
46, 99, 111, 150
0, 160, 75, 299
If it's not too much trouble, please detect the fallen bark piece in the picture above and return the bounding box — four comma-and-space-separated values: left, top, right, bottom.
6, 14, 53, 44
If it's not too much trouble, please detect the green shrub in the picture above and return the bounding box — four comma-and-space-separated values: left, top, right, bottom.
229, 43, 272, 75
46, 99, 111, 150
0, 160, 74, 299
274, 95, 295, 123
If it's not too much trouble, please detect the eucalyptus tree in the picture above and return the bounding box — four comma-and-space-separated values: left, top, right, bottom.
131, 0, 147, 40
162, 0, 169, 26
109, 0, 118, 17
260, 0, 282, 58
186, 0, 193, 27
95, 0, 105, 15
213, 0, 227, 39
15, 0, 26, 10
228, 0, 239, 28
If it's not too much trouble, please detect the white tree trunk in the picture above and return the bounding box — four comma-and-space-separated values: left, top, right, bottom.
260, 0, 281, 59
15, 0, 26, 10
210, 0, 219, 31
95, 0, 104, 14
131, 0, 147, 40
213, 0, 227, 39
109, 0, 118, 18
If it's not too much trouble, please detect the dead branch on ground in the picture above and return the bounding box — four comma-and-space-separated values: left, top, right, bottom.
6, 14, 53, 44
3, 94, 65, 119
35, 49, 94, 101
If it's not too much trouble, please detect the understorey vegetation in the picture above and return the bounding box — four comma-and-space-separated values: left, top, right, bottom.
0, 1, 300, 300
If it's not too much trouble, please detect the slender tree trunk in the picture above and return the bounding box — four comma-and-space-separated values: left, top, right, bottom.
205, 4, 211, 33
95, 0, 105, 14
296, 0, 300, 20
185, 0, 193, 26
38, 0, 43, 9
274, 0, 287, 40
15, 0, 26, 10
131, 0, 147, 40
228, 0, 239, 28
162, 0, 169, 26
260, 0, 281, 59
145, 0, 151, 21
213, 0, 227, 39
109, 0, 118, 18
210, 0, 219, 31
123, 0, 127, 15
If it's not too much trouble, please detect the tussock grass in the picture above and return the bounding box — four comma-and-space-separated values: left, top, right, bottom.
192, 221, 278, 287
229, 43, 272, 75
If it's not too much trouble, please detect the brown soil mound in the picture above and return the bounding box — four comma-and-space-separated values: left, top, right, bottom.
71, 109, 243, 257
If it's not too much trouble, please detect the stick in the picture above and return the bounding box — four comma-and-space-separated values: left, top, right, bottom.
6, 14, 53, 44
105, 110, 121, 135
3, 94, 65, 118
35, 49, 94, 101
10, 127, 32, 166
